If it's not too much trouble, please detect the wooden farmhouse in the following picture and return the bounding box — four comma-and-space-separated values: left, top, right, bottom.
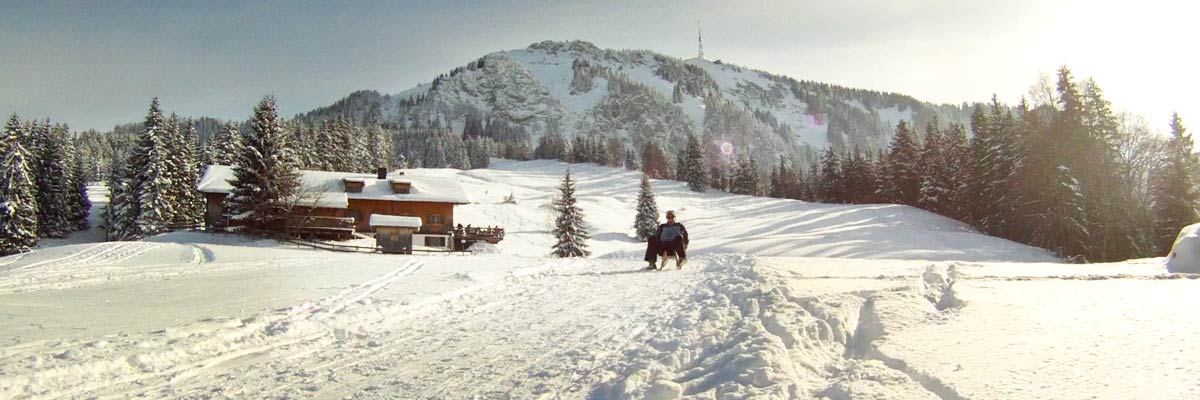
197, 166, 471, 250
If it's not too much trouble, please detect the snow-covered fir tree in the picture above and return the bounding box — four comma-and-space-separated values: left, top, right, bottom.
0, 115, 39, 255
534, 132, 567, 160
210, 121, 242, 165
127, 99, 175, 237
551, 168, 589, 257
768, 157, 797, 199
680, 133, 708, 192
102, 155, 136, 240
569, 135, 590, 164
880, 120, 922, 206
840, 150, 870, 203
818, 147, 844, 203
36, 123, 72, 237
367, 123, 395, 169
941, 123, 971, 222
226, 96, 301, 232
69, 151, 91, 230
624, 149, 639, 171
313, 121, 337, 170
633, 174, 659, 241
972, 100, 1020, 237
730, 157, 759, 195
1152, 113, 1198, 253
171, 118, 203, 226
465, 136, 492, 169
917, 119, 950, 214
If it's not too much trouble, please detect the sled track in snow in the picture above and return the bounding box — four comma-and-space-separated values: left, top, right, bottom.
0, 253, 28, 269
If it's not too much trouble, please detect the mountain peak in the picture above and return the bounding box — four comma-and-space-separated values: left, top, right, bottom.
310, 41, 971, 169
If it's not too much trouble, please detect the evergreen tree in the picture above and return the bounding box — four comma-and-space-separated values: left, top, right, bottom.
211, 121, 242, 165
36, 123, 72, 237
917, 119, 950, 213
606, 137, 625, 168
570, 135, 590, 164
702, 164, 718, 192
633, 174, 659, 241
69, 151, 92, 230
625, 148, 640, 171
366, 123, 395, 169
313, 120, 337, 170
641, 142, 670, 179
681, 134, 708, 192
423, 134, 448, 168
466, 136, 493, 169
1013, 70, 1089, 257
227, 97, 302, 232
551, 168, 590, 257
172, 118, 203, 226
818, 147, 844, 203
534, 132, 567, 160
129, 99, 174, 237
1079, 80, 1144, 261
102, 156, 136, 240
842, 149, 876, 204
594, 137, 612, 166
941, 123, 972, 221
0, 115, 39, 254
880, 120, 922, 206
730, 157, 759, 195
1033, 165, 1089, 258
969, 101, 1020, 235
1152, 113, 1198, 253
802, 160, 821, 202
768, 157, 796, 199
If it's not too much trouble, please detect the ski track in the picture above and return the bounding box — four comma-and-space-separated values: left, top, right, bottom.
0, 242, 167, 293
0, 243, 268, 294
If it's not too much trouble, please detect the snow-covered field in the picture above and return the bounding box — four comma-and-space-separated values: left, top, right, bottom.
1, 160, 1197, 399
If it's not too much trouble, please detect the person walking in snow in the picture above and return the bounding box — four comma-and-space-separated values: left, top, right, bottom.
644, 210, 689, 269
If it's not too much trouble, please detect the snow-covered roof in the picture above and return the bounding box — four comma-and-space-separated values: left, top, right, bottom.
369, 214, 422, 229
197, 165, 471, 205
197, 165, 236, 194
293, 192, 349, 209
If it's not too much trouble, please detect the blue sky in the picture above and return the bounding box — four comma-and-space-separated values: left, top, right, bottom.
1, 0, 1195, 132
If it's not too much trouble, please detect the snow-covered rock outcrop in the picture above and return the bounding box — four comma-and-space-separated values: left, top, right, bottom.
1167, 222, 1200, 273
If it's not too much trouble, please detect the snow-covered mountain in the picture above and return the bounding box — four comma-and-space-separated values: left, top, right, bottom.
303, 40, 972, 166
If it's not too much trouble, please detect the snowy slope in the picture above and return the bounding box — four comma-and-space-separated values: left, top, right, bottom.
449, 159, 1055, 262
3, 161, 1197, 399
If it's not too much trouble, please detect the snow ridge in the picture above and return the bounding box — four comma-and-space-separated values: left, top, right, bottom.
591, 256, 981, 399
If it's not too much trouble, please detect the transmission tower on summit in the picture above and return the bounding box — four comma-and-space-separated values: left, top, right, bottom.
697, 21, 704, 60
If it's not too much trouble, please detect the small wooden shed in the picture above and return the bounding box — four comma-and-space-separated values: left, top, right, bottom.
370, 215, 422, 254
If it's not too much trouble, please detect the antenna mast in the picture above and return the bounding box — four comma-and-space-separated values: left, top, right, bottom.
697, 21, 704, 60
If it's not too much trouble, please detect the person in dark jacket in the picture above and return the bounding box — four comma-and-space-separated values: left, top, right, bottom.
644, 210, 689, 269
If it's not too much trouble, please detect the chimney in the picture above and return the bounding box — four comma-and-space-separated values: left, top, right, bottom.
376, 167, 387, 180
